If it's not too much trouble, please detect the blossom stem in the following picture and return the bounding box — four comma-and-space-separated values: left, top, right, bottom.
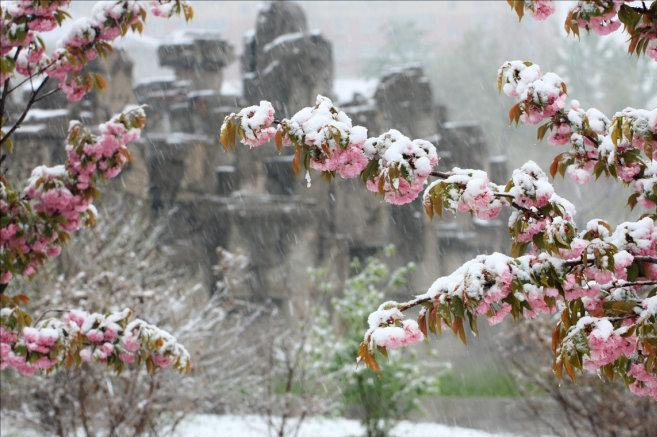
563, 255, 657, 268
603, 280, 657, 290
5, 59, 58, 95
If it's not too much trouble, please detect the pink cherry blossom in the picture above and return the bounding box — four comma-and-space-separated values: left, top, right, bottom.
530, 1, 556, 21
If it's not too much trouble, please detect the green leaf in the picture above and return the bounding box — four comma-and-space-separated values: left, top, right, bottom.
626, 263, 640, 282
450, 296, 465, 318
536, 122, 551, 141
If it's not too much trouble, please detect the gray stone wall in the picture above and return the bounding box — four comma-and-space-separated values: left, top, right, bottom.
9, 0, 509, 308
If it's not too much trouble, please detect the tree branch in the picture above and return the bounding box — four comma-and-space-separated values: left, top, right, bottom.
563, 255, 657, 268
33, 87, 61, 103
0, 77, 50, 147
5, 58, 58, 95
602, 280, 657, 290
394, 256, 657, 313
0, 48, 22, 125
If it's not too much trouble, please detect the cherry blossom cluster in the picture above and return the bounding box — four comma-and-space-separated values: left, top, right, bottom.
1, 1, 192, 99
220, 96, 442, 203
509, 0, 556, 21
362, 129, 439, 205
360, 228, 657, 399
0, 295, 190, 375
0, 1, 70, 65
222, 96, 370, 179
500, 60, 657, 211
568, 0, 623, 36
558, 306, 656, 399
506, 162, 577, 254
421, 161, 577, 257
221, 100, 277, 148
422, 169, 505, 220
499, 60, 566, 125
363, 305, 424, 350
561, 317, 635, 372
1, 106, 146, 285
277, 95, 369, 179
509, 1, 657, 62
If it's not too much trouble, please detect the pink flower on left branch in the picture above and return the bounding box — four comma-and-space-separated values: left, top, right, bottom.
0, 300, 190, 375
1, 106, 146, 283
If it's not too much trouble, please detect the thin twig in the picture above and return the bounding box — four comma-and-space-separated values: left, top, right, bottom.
34, 308, 68, 324
33, 87, 61, 103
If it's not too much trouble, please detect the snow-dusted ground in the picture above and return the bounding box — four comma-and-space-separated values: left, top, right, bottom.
173, 415, 522, 437
0, 414, 526, 437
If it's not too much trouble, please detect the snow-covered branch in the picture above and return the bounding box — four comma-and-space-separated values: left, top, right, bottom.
219, 53, 657, 399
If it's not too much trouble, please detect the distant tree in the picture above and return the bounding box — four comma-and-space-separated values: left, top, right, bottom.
313, 253, 442, 437
248, 303, 334, 437
361, 20, 432, 78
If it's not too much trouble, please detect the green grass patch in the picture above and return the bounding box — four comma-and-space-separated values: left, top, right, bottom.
437, 368, 522, 397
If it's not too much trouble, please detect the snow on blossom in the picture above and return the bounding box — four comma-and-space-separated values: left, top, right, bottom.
586, 108, 610, 134
615, 107, 657, 157
370, 320, 424, 349
365, 305, 424, 349
412, 253, 568, 326
508, 161, 554, 208
499, 60, 566, 124
279, 95, 369, 179
562, 316, 636, 374
423, 168, 504, 219
609, 217, 657, 257
566, 165, 592, 185
633, 160, 657, 208
363, 129, 439, 205
0, 305, 190, 375
229, 100, 277, 148
640, 295, 657, 320
499, 60, 542, 98
424, 252, 515, 303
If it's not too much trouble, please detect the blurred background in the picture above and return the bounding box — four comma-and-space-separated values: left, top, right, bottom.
2, 1, 656, 437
